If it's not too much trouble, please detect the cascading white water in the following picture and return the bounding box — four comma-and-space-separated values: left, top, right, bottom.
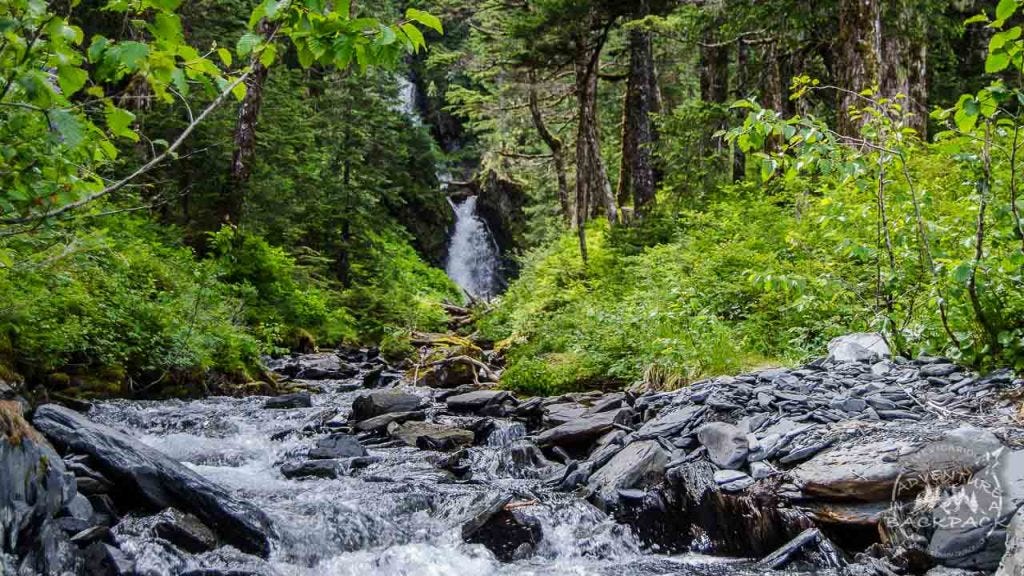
445, 196, 502, 300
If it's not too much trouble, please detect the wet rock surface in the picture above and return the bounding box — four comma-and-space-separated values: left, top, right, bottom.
10, 337, 1024, 575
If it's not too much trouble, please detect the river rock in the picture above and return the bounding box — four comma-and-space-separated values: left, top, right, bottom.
84, 541, 135, 576
758, 527, 845, 569
151, 508, 218, 553
0, 401, 80, 575
636, 404, 704, 439
32, 404, 275, 557
390, 421, 474, 451
350, 391, 423, 422
998, 506, 1024, 576
696, 422, 748, 470
281, 459, 344, 480
353, 410, 425, 433
714, 469, 754, 492
446, 390, 515, 414
308, 433, 367, 459
588, 440, 669, 505
827, 333, 890, 363
535, 408, 634, 449
792, 427, 1002, 502
928, 450, 1024, 570
544, 402, 588, 426
461, 494, 542, 562
262, 392, 312, 409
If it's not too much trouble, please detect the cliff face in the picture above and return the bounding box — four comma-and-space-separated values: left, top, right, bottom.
476, 170, 527, 279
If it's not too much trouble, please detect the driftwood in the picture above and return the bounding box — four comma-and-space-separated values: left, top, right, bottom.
425, 355, 501, 383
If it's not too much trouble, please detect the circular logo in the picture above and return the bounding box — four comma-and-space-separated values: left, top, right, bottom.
885, 442, 1006, 559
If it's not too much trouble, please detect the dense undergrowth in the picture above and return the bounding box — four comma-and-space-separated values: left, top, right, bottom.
0, 215, 457, 398
485, 136, 1024, 396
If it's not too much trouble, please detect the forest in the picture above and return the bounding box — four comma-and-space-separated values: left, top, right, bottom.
2, 0, 1022, 400
5, 1, 1024, 576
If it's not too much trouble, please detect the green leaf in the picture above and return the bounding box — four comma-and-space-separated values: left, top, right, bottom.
237, 32, 260, 57
231, 80, 247, 101
259, 43, 277, 67
405, 8, 443, 34
400, 23, 425, 51
48, 109, 86, 148
114, 41, 149, 71
57, 65, 88, 96
105, 106, 138, 141
965, 13, 990, 25
997, 0, 1019, 21
987, 50, 1011, 72
216, 47, 233, 67
152, 12, 182, 42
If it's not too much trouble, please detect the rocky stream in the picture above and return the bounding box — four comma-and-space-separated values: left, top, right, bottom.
3, 333, 1024, 576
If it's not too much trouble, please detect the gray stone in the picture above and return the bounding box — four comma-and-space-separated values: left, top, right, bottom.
635, 405, 704, 439
350, 391, 423, 422
281, 459, 343, 479
750, 461, 777, 480
308, 434, 367, 459
461, 494, 542, 562
353, 410, 425, 432
714, 469, 754, 492
696, 422, 748, 470
535, 409, 634, 448
151, 508, 218, 553
390, 421, 474, 451
588, 440, 669, 504
792, 427, 1001, 502
920, 363, 959, 378
827, 333, 890, 363
446, 390, 514, 413
263, 392, 312, 409
33, 404, 275, 557
997, 506, 1024, 576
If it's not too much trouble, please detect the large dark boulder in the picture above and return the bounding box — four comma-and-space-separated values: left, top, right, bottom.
587, 440, 669, 506
32, 404, 275, 557
350, 391, 423, 422
461, 494, 541, 562
534, 408, 634, 449
0, 401, 80, 575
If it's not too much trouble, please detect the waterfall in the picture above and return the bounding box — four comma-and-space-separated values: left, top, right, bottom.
394, 74, 503, 300
445, 196, 502, 300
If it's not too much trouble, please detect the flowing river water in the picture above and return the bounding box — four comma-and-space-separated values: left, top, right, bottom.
82, 373, 768, 576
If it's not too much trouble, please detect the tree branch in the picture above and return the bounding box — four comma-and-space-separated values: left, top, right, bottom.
1, 72, 251, 225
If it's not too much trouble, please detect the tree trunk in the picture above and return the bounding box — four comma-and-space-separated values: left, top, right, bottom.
836, 0, 881, 137
616, 26, 659, 215
881, 1, 928, 137
224, 20, 273, 225
699, 28, 729, 104
528, 73, 571, 227
574, 29, 616, 227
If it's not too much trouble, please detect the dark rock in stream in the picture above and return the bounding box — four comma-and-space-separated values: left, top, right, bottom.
32, 404, 275, 557
0, 400, 80, 575
534, 408, 634, 449
262, 391, 312, 409
461, 494, 543, 562
390, 421, 475, 451
350, 390, 424, 422
307, 433, 367, 459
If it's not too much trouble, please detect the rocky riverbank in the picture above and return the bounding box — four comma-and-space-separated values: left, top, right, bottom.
2, 333, 1023, 575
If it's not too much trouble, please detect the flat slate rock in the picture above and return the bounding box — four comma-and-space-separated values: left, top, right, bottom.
263, 392, 312, 410
350, 391, 423, 422
535, 408, 633, 448
390, 421, 474, 451
446, 390, 513, 413
33, 404, 275, 557
308, 434, 367, 460
696, 422, 748, 470
588, 440, 669, 504
792, 427, 1001, 502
